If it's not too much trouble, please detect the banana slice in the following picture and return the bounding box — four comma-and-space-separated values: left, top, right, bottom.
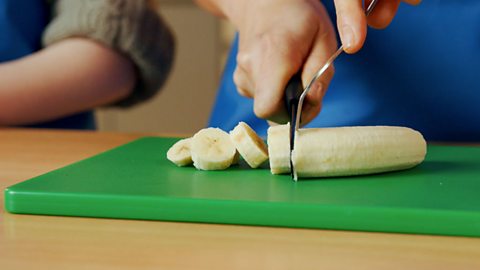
166, 138, 193, 167
267, 123, 291, 174
191, 128, 236, 170
229, 122, 268, 168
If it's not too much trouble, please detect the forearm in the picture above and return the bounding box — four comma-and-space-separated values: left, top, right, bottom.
0, 38, 135, 126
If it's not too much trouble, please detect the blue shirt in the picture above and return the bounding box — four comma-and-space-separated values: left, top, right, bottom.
209, 0, 480, 142
0, 0, 94, 129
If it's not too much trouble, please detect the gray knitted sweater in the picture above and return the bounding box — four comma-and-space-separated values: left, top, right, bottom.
43, 0, 175, 107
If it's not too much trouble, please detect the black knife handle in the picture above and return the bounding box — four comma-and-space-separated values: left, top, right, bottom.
284, 72, 304, 150
284, 72, 304, 117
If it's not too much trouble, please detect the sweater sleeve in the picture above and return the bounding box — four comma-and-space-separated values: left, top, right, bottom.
42, 0, 175, 107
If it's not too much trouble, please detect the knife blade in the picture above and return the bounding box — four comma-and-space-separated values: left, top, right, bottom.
284, 72, 303, 179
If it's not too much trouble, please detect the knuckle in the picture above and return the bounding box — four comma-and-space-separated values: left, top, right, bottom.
324, 65, 335, 81
237, 87, 251, 98
233, 68, 253, 98
233, 68, 243, 86
253, 107, 270, 120
236, 51, 251, 70
253, 101, 271, 119
317, 66, 334, 90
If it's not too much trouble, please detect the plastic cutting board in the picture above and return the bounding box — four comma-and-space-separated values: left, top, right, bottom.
4, 137, 480, 237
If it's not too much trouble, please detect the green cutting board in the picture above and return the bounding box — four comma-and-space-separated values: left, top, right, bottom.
4, 137, 480, 237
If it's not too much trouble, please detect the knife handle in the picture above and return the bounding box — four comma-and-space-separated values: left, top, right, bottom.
284, 72, 304, 115
284, 72, 304, 154
284, 72, 304, 133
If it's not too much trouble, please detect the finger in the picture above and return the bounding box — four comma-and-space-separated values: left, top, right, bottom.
300, 66, 333, 125
300, 5, 336, 124
299, 101, 322, 127
237, 86, 252, 99
333, 0, 367, 53
248, 33, 306, 122
366, 0, 401, 29
233, 65, 254, 98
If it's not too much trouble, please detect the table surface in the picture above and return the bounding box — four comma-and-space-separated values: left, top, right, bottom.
0, 128, 479, 270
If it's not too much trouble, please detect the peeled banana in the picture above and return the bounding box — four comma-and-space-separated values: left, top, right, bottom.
266, 125, 427, 180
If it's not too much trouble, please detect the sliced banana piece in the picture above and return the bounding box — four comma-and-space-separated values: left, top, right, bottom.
191, 128, 236, 170
267, 123, 291, 174
166, 138, 193, 167
229, 122, 268, 168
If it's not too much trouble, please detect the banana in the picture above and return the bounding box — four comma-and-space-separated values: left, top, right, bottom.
169, 124, 427, 180
229, 122, 268, 168
290, 126, 427, 180
166, 138, 193, 167
267, 123, 291, 174
191, 127, 236, 170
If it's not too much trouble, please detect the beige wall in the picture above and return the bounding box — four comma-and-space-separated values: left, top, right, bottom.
96, 1, 235, 136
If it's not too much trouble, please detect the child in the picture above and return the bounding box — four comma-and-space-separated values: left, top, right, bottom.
0, 0, 175, 129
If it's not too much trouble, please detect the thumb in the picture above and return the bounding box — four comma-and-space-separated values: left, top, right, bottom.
334, 0, 367, 53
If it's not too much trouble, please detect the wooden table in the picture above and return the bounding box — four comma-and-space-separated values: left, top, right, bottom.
0, 128, 479, 270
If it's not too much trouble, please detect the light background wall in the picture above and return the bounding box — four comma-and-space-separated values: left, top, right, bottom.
96, 0, 235, 136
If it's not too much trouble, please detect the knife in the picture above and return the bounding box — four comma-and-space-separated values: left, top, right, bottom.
284, 72, 303, 179
286, 0, 380, 181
